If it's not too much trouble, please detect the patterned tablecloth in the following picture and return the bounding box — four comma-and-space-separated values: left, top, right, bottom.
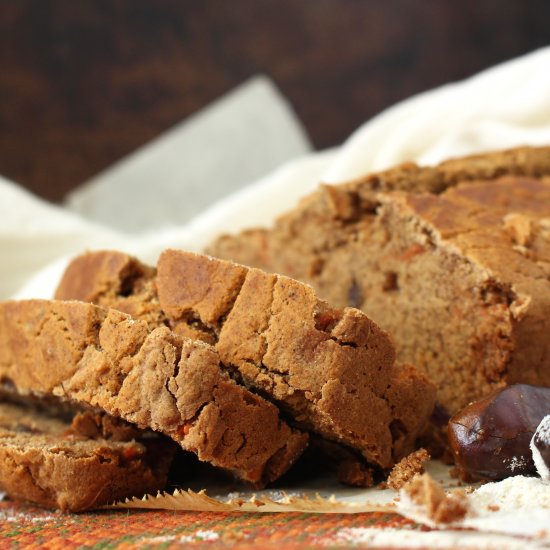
0, 501, 420, 549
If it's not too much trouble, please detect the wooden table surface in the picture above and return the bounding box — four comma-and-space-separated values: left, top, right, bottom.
0, 0, 548, 202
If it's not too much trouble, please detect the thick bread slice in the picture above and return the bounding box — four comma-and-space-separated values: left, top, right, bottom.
56, 250, 435, 469
0, 401, 174, 512
206, 146, 550, 413
0, 300, 307, 486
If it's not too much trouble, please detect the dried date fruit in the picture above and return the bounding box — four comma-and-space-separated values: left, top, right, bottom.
448, 384, 550, 481
530, 415, 550, 481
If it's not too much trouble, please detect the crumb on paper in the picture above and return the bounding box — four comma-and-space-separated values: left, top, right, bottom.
251, 497, 265, 508
386, 448, 430, 490
449, 466, 461, 479
403, 473, 469, 524
432, 491, 469, 525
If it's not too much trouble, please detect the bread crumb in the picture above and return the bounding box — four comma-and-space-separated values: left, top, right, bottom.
386, 448, 430, 490
403, 473, 469, 524
433, 489, 469, 524
449, 466, 460, 479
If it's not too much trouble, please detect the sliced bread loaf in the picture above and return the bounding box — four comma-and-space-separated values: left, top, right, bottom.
56, 250, 435, 469
207, 146, 550, 413
0, 299, 307, 486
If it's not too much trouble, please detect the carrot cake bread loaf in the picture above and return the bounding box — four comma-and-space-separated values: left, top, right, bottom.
207, 146, 550, 414
0, 401, 174, 511
0, 299, 307, 486
56, 250, 435, 470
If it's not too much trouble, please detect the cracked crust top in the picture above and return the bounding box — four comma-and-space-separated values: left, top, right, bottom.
0, 299, 307, 486
207, 147, 550, 274
56, 250, 435, 469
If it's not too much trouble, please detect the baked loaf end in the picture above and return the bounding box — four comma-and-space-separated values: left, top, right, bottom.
56, 249, 164, 329
0, 401, 174, 512
57, 250, 435, 469
207, 146, 550, 413
0, 300, 307, 486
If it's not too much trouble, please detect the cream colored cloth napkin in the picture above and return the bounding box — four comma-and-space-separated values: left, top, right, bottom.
325, 46, 550, 182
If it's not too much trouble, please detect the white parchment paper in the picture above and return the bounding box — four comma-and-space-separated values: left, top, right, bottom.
66, 76, 313, 232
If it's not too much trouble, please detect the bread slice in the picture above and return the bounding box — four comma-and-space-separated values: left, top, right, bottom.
56, 250, 435, 470
206, 146, 550, 414
0, 401, 174, 512
0, 300, 307, 486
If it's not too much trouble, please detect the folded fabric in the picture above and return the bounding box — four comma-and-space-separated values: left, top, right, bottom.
3, 47, 550, 301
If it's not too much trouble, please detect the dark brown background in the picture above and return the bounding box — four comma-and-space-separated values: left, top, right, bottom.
1, 0, 549, 202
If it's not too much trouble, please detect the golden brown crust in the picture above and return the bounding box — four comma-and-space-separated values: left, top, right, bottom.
56, 250, 435, 469
159, 250, 401, 468
0, 401, 174, 512
56, 250, 165, 329
207, 146, 550, 413
0, 299, 307, 486
209, 146, 550, 269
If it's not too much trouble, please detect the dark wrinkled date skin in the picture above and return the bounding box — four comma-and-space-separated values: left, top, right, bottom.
448, 384, 550, 481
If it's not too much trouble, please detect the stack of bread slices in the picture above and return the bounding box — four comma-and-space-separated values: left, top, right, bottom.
0, 250, 434, 510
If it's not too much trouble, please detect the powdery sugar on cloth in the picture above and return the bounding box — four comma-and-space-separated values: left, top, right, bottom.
396, 475, 550, 546
464, 477, 550, 539
320, 527, 549, 549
